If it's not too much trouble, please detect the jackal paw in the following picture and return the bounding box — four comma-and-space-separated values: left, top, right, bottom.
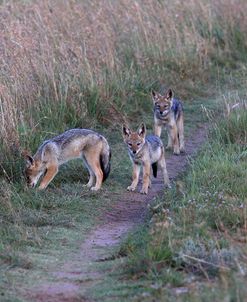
165, 182, 172, 189
90, 186, 100, 191
84, 182, 93, 188
180, 147, 185, 153
38, 184, 46, 190
166, 145, 172, 150
127, 185, 136, 192
173, 149, 180, 155
140, 187, 148, 194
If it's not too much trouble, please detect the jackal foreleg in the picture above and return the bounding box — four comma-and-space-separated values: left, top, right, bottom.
140, 162, 151, 194
38, 165, 58, 190
127, 164, 141, 192
154, 123, 162, 137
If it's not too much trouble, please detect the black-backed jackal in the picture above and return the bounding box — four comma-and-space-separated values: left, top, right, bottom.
152, 88, 185, 155
23, 129, 111, 191
122, 123, 170, 194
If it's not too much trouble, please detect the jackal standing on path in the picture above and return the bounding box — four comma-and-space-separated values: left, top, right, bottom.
24, 129, 111, 191
122, 123, 170, 195
152, 88, 185, 155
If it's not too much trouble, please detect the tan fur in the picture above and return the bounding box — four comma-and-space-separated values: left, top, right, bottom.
24, 129, 111, 191
123, 123, 170, 194
152, 88, 185, 155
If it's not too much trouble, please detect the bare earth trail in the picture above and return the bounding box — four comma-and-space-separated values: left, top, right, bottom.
24, 124, 208, 302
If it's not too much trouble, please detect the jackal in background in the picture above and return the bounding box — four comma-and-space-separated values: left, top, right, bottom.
24, 129, 111, 191
152, 88, 185, 155
122, 123, 170, 194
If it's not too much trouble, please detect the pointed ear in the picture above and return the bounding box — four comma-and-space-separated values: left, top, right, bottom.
122, 124, 131, 138
21, 150, 34, 167
151, 90, 159, 103
137, 123, 146, 138
25, 154, 34, 167
165, 88, 173, 100
151, 89, 156, 98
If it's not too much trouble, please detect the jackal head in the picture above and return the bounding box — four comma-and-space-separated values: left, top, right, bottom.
23, 152, 45, 188
122, 123, 146, 156
152, 88, 173, 118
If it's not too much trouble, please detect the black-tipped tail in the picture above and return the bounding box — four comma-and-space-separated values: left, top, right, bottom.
152, 162, 158, 178
100, 149, 111, 182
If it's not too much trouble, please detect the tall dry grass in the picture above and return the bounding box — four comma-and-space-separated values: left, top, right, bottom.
0, 0, 247, 178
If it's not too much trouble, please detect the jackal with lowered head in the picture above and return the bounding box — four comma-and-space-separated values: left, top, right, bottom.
24, 129, 111, 191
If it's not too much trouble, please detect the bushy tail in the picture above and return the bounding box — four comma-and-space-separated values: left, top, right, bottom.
152, 162, 158, 178
100, 137, 111, 182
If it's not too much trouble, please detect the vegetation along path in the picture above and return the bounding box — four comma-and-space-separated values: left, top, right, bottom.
20, 124, 208, 302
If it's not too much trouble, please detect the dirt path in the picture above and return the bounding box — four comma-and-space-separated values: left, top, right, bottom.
24, 124, 208, 302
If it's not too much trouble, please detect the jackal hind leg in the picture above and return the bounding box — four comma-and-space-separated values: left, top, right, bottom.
86, 170, 95, 188
84, 152, 103, 191
158, 152, 170, 188
38, 165, 59, 190
169, 125, 180, 155
177, 114, 185, 153
166, 128, 173, 150
82, 156, 95, 188
140, 162, 151, 194
127, 164, 141, 192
